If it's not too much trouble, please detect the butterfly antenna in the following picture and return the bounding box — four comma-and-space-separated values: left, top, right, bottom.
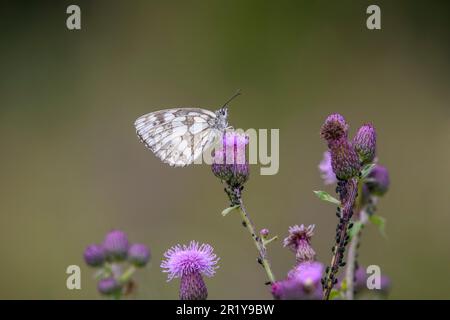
221, 89, 241, 109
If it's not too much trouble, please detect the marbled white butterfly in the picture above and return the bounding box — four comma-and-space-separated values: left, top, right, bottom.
134, 92, 240, 167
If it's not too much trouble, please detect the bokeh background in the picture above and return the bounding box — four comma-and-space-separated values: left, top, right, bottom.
0, 0, 449, 299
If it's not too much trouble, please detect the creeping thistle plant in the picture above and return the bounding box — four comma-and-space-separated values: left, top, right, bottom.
84, 230, 150, 299
316, 114, 390, 300
84, 112, 390, 300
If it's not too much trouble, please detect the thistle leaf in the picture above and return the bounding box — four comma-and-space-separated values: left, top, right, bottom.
221, 205, 240, 217
263, 236, 278, 246
313, 191, 341, 206
360, 163, 376, 180
369, 214, 387, 238
329, 289, 342, 300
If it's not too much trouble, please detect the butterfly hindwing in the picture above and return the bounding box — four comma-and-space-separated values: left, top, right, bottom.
135, 108, 218, 167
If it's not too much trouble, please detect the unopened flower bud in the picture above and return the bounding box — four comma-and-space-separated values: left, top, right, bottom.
103, 230, 129, 261
83, 244, 106, 267
128, 243, 151, 267
353, 123, 376, 164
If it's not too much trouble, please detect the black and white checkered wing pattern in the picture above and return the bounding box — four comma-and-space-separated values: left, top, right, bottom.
134, 108, 219, 167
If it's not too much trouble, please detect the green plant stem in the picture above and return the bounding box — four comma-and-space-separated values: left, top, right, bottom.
119, 265, 136, 284
345, 230, 359, 300
237, 196, 276, 284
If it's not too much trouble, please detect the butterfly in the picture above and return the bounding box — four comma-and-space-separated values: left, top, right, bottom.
134, 91, 240, 167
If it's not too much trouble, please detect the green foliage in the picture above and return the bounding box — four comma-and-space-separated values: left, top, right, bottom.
369, 214, 387, 237
360, 163, 376, 180
221, 205, 240, 217
313, 191, 341, 206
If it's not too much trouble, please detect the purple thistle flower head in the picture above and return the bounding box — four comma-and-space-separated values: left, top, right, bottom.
161, 241, 219, 281
318, 151, 337, 185
212, 131, 249, 188
341, 266, 391, 295
320, 113, 349, 143
128, 243, 151, 267
161, 241, 219, 301
353, 123, 377, 165
367, 164, 390, 196
329, 137, 361, 180
97, 277, 122, 295
283, 225, 316, 263
83, 244, 106, 267
272, 262, 324, 300
103, 230, 129, 261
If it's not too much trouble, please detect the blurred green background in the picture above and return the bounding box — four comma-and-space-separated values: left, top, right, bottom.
0, 0, 449, 299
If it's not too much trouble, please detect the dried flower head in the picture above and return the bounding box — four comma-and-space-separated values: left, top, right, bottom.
161, 241, 219, 300
283, 224, 316, 263
353, 123, 377, 164
320, 113, 349, 142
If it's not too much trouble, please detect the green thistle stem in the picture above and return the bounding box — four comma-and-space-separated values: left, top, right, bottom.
118, 265, 136, 284
237, 199, 276, 284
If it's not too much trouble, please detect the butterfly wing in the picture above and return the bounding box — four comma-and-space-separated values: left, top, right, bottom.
134, 108, 219, 167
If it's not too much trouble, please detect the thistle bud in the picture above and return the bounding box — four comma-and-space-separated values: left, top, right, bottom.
128, 243, 151, 267
353, 123, 376, 164
329, 138, 360, 180
97, 277, 122, 295
212, 131, 249, 188
103, 230, 129, 261
367, 165, 390, 196
83, 244, 106, 267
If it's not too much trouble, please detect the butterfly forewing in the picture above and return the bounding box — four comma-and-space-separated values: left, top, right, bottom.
135, 108, 220, 167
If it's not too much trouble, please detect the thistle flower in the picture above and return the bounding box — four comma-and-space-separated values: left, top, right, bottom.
272, 262, 324, 300
328, 137, 360, 180
161, 241, 219, 300
367, 165, 390, 196
283, 225, 316, 263
320, 113, 349, 143
342, 266, 391, 295
353, 123, 376, 164
211, 131, 249, 188
83, 244, 105, 267
128, 243, 151, 267
103, 230, 129, 261
319, 151, 337, 185
97, 277, 122, 295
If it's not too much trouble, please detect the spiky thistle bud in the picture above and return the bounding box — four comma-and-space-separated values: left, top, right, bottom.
212, 131, 249, 188
97, 277, 122, 295
353, 123, 376, 164
128, 243, 151, 267
103, 230, 129, 261
83, 244, 106, 267
328, 137, 360, 180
